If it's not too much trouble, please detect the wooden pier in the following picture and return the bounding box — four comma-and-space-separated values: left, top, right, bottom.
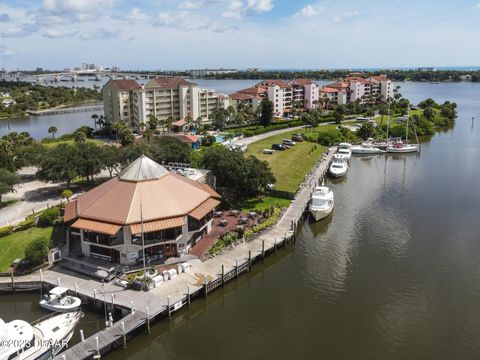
2, 147, 335, 359
26, 105, 104, 116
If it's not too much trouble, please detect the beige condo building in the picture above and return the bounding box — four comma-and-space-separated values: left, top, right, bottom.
103, 78, 229, 129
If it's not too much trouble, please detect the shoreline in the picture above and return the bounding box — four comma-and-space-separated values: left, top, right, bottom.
0, 99, 102, 121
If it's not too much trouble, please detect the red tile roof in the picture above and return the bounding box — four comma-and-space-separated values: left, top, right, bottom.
230, 92, 254, 100
110, 79, 142, 91
170, 134, 199, 143
320, 87, 340, 93
147, 77, 197, 89
238, 86, 267, 95
257, 80, 290, 89
290, 79, 314, 86
172, 119, 187, 127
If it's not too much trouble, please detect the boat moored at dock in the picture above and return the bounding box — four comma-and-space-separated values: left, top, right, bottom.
309, 185, 334, 221
329, 157, 348, 178
39, 286, 82, 313
0, 311, 82, 360
337, 143, 352, 160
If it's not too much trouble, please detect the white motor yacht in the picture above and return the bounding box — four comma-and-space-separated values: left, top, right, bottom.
39, 287, 81, 313
337, 143, 352, 160
329, 158, 348, 178
351, 142, 385, 154
0, 311, 82, 360
309, 185, 334, 221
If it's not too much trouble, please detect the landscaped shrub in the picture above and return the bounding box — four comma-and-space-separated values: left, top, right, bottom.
0, 226, 14, 238
24, 237, 49, 266
15, 217, 35, 231
37, 207, 60, 227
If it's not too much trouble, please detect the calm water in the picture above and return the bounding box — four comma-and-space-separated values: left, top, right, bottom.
107, 82, 479, 360
0, 81, 479, 359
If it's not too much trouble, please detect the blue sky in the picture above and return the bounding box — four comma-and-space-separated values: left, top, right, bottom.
0, 0, 479, 70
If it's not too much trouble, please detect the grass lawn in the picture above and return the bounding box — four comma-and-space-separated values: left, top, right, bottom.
0, 226, 63, 272
245, 128, 326, 192
43, 138, 104, 148
234, 196, 291, 212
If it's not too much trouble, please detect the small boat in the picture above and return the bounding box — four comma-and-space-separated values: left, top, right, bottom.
0, 311, 82, 360
333, 153, 349, 161
337, 142, 352, 160
386, 139, 420, 153
309, 185, 334, 221
329, 158, 348, 178
39, 287, 82, 313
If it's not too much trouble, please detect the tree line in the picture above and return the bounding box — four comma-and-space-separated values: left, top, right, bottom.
0, 81, 102, 118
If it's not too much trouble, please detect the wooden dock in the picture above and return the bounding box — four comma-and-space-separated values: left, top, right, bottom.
42, 147, 335, 359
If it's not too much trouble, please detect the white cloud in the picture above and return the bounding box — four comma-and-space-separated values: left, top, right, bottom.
42, 28, 78, 38
0, 46, 15, 57
0, 13, 10, 22
80, 27, 119, 40
222, 0, 244, 19
246, 0, 273, 13
477, 3, 480, 10
179, 1, 202, 10
333, 16, 342, 23
155, 11, 189, 26
126, 7, 148, 22
294, 5, 320, 18
1, 25, 38, 38
42, 0, 115, 14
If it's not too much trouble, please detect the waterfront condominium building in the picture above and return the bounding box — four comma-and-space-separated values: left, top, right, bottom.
320, 73, 394, 105
102, 77, 229, 129
229, 79, 320, 116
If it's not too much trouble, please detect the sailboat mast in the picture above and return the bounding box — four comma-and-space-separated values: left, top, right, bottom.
386, 102, 390, 142
140, 203, 147, 280
406, 106, 410, 142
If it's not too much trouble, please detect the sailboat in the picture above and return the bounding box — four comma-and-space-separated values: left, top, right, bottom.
387, 106, 420, 153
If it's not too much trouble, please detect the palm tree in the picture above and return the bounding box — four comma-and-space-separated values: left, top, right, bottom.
91, 114, 99, 132
143, 128, 153, 143
61, 189, 73, 202
112, 121, 124, 144
48, 126, 58, 140
164, 115, 174, 134
97, 115, 105, 129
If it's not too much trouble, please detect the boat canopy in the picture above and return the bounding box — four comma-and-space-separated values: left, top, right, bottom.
49, 287, 69, 296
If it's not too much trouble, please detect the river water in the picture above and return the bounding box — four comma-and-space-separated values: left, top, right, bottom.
0, 81, 479, 359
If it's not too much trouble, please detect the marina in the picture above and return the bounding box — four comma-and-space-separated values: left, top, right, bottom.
1, 148, 335, 359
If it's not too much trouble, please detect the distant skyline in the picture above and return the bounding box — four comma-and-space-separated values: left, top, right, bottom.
1, 0, 480, 69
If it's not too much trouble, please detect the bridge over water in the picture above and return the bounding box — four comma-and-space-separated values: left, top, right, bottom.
0, 71, 178, 83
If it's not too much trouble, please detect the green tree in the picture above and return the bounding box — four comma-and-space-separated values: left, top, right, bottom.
75, 142, 104, 183
378, 104, 388, 126
0, 168, 20, 203
48, 126, 58, 140
74, 130, 86, 143
358, 122, 375, 140
334, 105, 346, 124
423, 107, 435, 121
101, 145, 121, 177
147, 114, 159, 131
24, 237, 49, 266
119, 127, 135, 146
260, 99, 274, 126
164, 115, 174, 134
36, 144, 79, 188
61, 189, 73, 201
150, 136, 192, 164
91, 114, 99, 132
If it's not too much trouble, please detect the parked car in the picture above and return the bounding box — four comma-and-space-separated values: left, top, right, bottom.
271, 144, 286, 151
292, 134, 304, 142
283, 139, 296, 146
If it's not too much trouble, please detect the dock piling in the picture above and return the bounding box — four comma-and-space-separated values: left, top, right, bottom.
248, 251, 252, 271
167, 296, 171, 319
131, 301, 135, 315
57, 277, 61, 287
146, 307, 151, 333
274, 238, 277, 255
121, 322, 126, 349
262, 240, 265, 260
74, 283, 78, 294
187, 285, 191, 308
94, 336, 100, 359
235, 259, 238, 278
221, 265, 225, 286
80, 329, 84, 342
93, 289, 97, 308
204, 275, 208, 298
10, 271, 15, 292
